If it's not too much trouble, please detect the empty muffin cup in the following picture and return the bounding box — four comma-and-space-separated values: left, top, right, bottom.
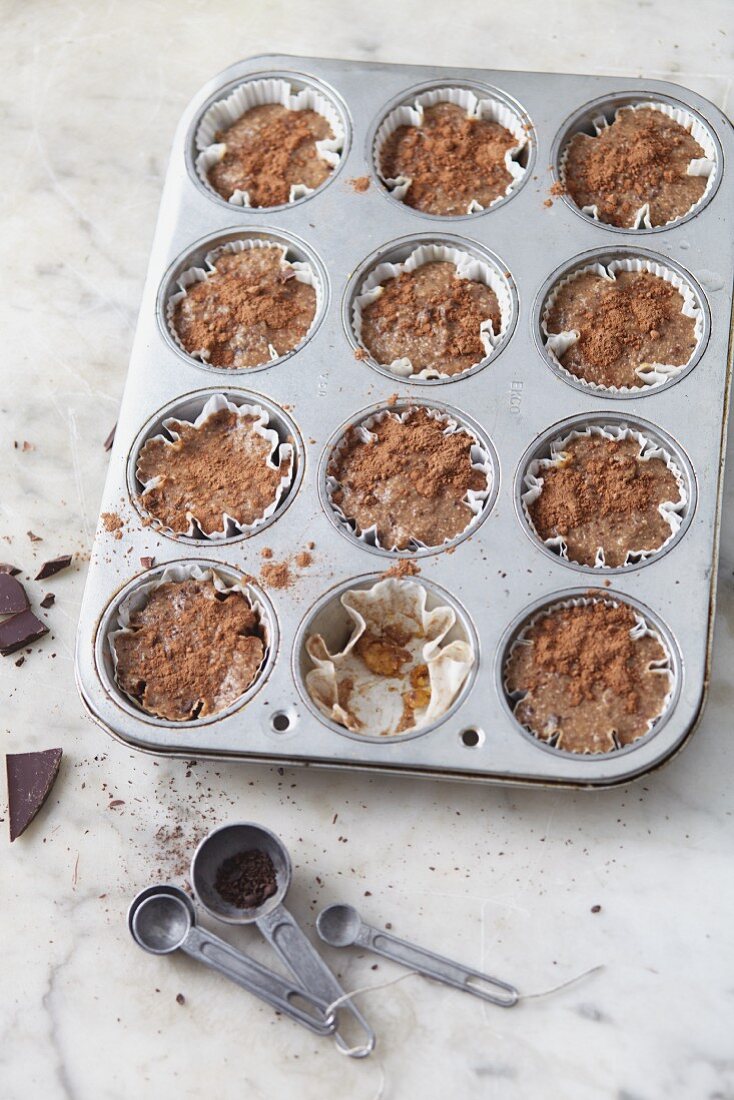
557, 98, 718, 230
194, 76, 345, 207
503, 594, 676, 755
374, 85, 529, 216
299, 575, 477, 739
352, 243, 513, 380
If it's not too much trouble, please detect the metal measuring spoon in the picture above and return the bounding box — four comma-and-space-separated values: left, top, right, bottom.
317, 903, 519, 1007
191, 823, 376, 1057
128, 884, 336, 1036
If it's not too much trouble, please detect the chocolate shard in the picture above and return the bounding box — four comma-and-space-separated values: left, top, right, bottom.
0, 563, 21, 576
6, 748, 62, 841
104, 423, 117, 452
0, 573, 29, 616
40, 593, 55, 609
140, 556, 155, 570
35, 555, 72, 581
0, 609, 49, 656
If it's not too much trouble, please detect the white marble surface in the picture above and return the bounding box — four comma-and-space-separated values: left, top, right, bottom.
1, 2, 734, 1098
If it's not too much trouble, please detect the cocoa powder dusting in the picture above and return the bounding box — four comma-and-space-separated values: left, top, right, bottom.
380, 102, 518, 216
260, 561, 292, 589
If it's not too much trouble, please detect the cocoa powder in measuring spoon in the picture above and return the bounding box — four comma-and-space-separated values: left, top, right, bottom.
214, 848, 278, 909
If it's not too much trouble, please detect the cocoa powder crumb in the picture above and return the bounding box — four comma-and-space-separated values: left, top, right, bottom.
349, 176, 371, 193
384, 560, 420, 579
295, 551, 312, 568
354, 347, 368, 360
260, 547, 273, 559
260, 561, 292, 589
101, 513, 123, 540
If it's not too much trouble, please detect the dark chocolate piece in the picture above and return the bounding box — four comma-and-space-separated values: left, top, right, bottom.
0, 573, 29, 616
140, 556, 155, 570
40, 593, 55, 609
6, 748, 62, 841
0, 609, 49, 656
35, 555, 72, 581
104, 424, 117, 451
0, 563, 21, 576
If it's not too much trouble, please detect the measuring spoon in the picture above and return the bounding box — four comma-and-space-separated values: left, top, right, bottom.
128, 884, 335, 1036
191, 823, 376, 1057
317, 903, 519, 1007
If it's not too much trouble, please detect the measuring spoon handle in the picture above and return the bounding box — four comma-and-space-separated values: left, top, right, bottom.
257, 905, 376, 1057
355, 923, 518, 1007
181, 925, 335, 1035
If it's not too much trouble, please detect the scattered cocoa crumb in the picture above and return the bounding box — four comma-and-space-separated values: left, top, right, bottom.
550, 181, 565, 196
176, 993, 186, 1005
387, 393, 398, 406
591, 904, 602, 913
101, 513, 123, 541
384, 560, 420, 579
354, 347, 368, 360
260, 561, 292, 589
27, 531, 42, 543
543, 198, 553, 207
295, 551, 312, 569
349, 176, 371, 193
260, 547, 273, 559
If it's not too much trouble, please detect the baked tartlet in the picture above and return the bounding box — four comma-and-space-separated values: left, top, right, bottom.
505, 599, 673, 754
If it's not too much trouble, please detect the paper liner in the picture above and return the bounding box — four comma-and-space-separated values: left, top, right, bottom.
166, 238, 322, 366
559, 101, 717, 229
541, 256, 704, 393
135, 394, 294, 540
305, 577, 475, 737
195, 77, 344, 206
374, 87, 528, 214
520, 424, 687, 568
504, 595, 675, 754
325, 406, 493, 552
352, 243, 513, 379
109, 564, 269, 721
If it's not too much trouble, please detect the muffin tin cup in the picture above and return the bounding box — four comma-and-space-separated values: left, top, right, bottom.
194, 76, 345, 207
75, 56, 734, 787
351, 242, 513, 380
132, 393, 296, 541
540, 253, 706, 395
322, 402, 496, 556
373, 85, 529, 215
501, 593, 677, 759
102, 562, 278, 726
519, 421, 690, 570
557, 98, 718, 231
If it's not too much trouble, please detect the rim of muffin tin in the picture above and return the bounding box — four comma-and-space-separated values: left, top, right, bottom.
341, 232, 518, 386
291, 572, 480, 744
318, 397, 501, 558
156, 226, 330, 374
495, 587, 682, 761
367, 79, 537, 221
94, 560, 280, 727
185, 69, 352, 212
514, 411, 698, 574
551, 90, 724, 234
532, 245, 711, 399
126, 387, 305, 545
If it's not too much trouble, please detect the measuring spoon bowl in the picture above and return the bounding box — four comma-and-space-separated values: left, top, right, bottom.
132, 888, 195, 954
316, 903, 363, 948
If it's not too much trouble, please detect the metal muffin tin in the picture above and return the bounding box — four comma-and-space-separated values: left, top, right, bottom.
75, 55, 734, 788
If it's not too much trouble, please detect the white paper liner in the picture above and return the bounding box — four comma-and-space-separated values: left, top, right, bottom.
374, 87, 528, 214
504, 595, 675, 753
305, 577, 475, 737
135, 394, 294, 541
326, 406, 493, 552
195, 77, 344, 206
541, 256, 704, 393
352, 244, 513, 379
559, 101, 717, 229
520, 424, 687, 568
109, 564, 269, 721
166, 238, 322, 366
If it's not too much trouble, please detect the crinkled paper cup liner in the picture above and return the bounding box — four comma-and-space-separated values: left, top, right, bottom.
374, 86, 528, 214
305, 576, 475, 737
325, 405, 494, 552
520, 423, 688, 568
559, 101, 717, 229
541, 255, 704, 393
166, 238, 323, 367
135, 394, 294, 541
503, 595, 675, 754
108, 564, 270, 721
352, 243, 513, 379
195, 77, 345, 207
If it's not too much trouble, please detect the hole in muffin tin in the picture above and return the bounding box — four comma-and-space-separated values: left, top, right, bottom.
271, 710, 293, 732
496, 588, 681, 760
318, 397, 500, 558
515, 412, 697, 574
157, 227, 329, 374
342, 233, 518, 385
460, 727, 483, 748
127, 388, 304, 545
292, 573, 479, 744
369, 79, 535, 220
533, 247, 710, 398
186, 70, 351, 212
552, 91, 722, 233
94, 560, 279, 727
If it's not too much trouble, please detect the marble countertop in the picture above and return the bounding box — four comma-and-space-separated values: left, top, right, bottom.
1, 2, 733, 1098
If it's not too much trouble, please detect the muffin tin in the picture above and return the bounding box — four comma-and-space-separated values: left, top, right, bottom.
74, 55, 734, 788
